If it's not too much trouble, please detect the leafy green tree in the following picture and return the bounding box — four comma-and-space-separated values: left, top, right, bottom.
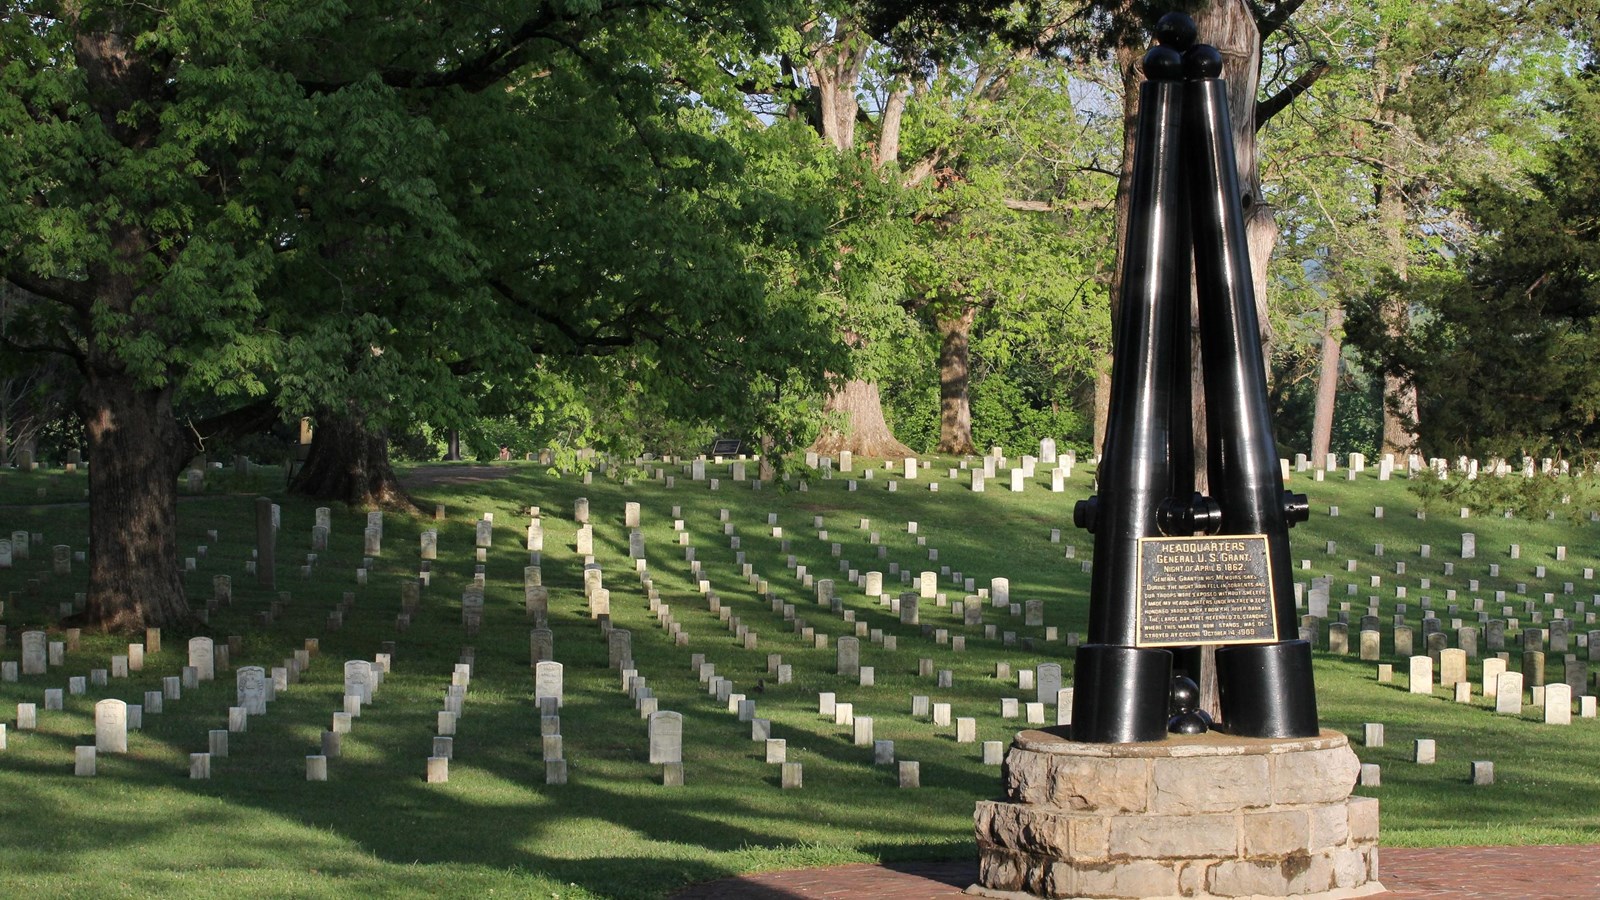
735, 2, 1091, 459
1347, 62, 1600, 460
0, 0, 841, 629
1260, 0, 1574, 461
896, 44, 1118, 455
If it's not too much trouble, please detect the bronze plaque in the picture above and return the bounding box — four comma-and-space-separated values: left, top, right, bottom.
1135, 535, 1278, 647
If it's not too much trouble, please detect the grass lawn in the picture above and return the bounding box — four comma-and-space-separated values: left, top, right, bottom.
1, 456, 1598, 897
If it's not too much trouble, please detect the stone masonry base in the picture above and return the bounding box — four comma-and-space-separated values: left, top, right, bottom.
972, 729, 1382, 899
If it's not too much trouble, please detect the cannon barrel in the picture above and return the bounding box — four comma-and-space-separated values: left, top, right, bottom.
1068, 49, 1186, 744
1182, 50, 1318, 739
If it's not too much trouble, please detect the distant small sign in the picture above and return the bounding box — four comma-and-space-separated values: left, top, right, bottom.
1134, 534, 1278, 646
711, 439, 742, 456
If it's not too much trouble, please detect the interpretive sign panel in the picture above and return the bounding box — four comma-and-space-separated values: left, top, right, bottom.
1135, 535, 1277, 646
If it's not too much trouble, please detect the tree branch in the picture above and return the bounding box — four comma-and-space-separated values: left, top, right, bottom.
875, 85, 909, 168
485, 278, 637, 354
186, 398, 282, 449
1255, 0, 1310, 40
299, 0, 659, 95
1003, 198, 1105, 213
1255, 60, 1329, 132
902, 150, 942, 187
0, 329, 83, 363
3, 272, 93, 312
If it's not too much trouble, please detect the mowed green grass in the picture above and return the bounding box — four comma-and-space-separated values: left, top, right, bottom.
1, 456, 1598, 898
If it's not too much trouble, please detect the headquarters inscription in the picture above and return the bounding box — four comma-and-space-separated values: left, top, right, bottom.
1135, 535, 1277, 646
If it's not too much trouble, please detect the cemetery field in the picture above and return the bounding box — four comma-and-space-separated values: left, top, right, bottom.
2, 457, 1600, 898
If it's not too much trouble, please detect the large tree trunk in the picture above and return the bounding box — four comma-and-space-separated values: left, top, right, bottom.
1096, 40, 1146, 459
81, 372, 194, 631
807, 22, 869, 152
62, 8, 197, 633
810, 379, 914, 458
290, 408, 413, 509
800, 21, 911, 461
1376, 147, 1417, 455
1371, 40, 1419, 455
1310, 305, 1344, 466
936, 304, 977, 455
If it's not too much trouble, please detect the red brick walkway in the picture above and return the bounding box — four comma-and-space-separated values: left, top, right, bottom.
672, 846, 1600, 899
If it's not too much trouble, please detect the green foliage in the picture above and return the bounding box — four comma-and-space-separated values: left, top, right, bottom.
1405, 467, 1600, 524
969, 370, 1084, 455
1257, 0, 1579, 452
1272, 362, 1383, 461
881, 348, 940, 453
1347, 64, 1600, 460
0, 0, 851, 475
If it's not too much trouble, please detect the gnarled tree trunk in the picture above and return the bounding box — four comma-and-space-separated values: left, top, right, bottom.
1373, 39, 1420, 456
800, 21, 915, 461
1310, 305, 1345, 466
81, 370, 195, 631
937, 304, 977, 455
290, 407, 413, 510
810, 379, 914, 459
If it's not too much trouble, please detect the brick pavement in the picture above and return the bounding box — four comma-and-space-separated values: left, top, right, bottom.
672, 846, 1600, 899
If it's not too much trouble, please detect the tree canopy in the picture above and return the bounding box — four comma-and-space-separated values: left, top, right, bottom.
1346, 60, 1600, 461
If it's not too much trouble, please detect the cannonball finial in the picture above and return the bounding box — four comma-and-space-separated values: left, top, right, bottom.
1184, 44, 1224, 79
1154, 12, 1197, 51
1142, 46, 1184, 81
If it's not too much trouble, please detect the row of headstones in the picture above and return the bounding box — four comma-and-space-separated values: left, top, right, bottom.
658, 522, 956, 793
1318, 618, 1600, 670
4, 626, 163, 679
1325, 574, 1596, 621
809, 689, 977, 787
545, 502, 1047, 789
1355, 724, 1496, 787
1312, 582, 1600, 642
1392, 655, 1594, 723
197, 642, 320, 778
1304, 566, 1598, 631
541, 556, 686, 786
15, 633, 230, 719
1305, 576, 1594, 623
63, 639, 316, 778
720, 507, 1069, 663
531, 622, 573, 786
0, 530, 45, 568
3, 447, 85, 471
679, 445, 1080, 494
616, 519, 754, 782
803, 526, 1079, 729
716, 504, 1050, 644
667, 507, 896, 660
194, 650, 312, 777
1290, 450, 1585, 482
616, 498, 1053, 712
420, 657, 471, 784
0, 538, 82, 574
542, 536, 677, 786
800, 439, 1072, 474
1307, 551, 1585, 594
1302, 554, 1591, 618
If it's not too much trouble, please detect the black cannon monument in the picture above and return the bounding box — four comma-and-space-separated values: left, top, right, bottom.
973, 15, 1382, 898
